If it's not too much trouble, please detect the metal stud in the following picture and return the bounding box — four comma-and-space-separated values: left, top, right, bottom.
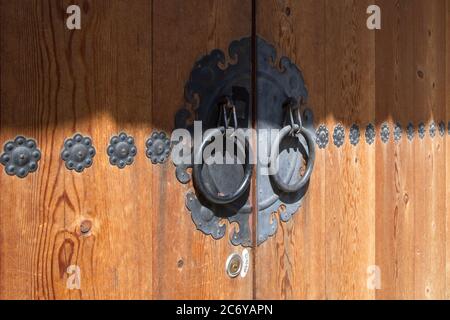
380, 122, 390, 144
333, 124, 345, 148
0, 136, 41, 178
429, 122, 436, 138
107, 132, 137, 169
349, 124, 360, 146
146, 131, 171, 164
315, 125, 329, 149
439, 121, 445, 137
407, 123, 414, 141
394, 122, 402, 143
61, 134, 96, 173
418, 122, 426, 139
365, 123, 376, 145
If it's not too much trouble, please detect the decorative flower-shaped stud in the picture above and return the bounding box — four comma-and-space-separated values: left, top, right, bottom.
380, 122, 390, 144
107, 132, 137, 169
333, 124, 345, 148
365, 123, 376, 145
429, 122, 436, 138
394, 123, 402, 143
0, 136, 41, 178
418, 122, 426, 139
439, 121, 446, 137
61, 134, 96, 173
407, 123, 414, 141
349, 124, 360, 146
315, 125, 329, 149
146, 131, 171, 164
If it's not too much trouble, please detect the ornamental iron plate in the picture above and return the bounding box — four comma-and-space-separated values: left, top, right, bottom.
173, 36, 252, 247
107, 132, 137, 169
61, 134, 96, 173
0, 136, 41, 178
174, 36, 315, 246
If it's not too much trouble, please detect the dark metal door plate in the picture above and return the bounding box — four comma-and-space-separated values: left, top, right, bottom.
174, 37, 252, 247
173, 36, 317, 246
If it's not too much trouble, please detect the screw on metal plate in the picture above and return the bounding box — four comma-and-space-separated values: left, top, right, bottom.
429, 122, 436, 138
365, 123, 376, 145
418, 122, 426, 139
407, 123, 414, 141
439, 121, 446, 137
146, 131, 171, 164
225, 253, 242, 278
333, 124, 345, 148
380, 122, 390, 144
0, 136, 41, 178
61, 134, 96, 173
349, 124, 360, 146
107, 132, 137, 169
394, 123, 402, 143
315, 125, 329, 149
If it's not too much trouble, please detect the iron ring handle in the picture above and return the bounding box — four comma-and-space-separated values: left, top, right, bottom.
193, 127, 253, 205
269, 125, 315, 193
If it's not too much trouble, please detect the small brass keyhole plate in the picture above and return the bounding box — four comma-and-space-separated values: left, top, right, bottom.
225, 253, 242, 278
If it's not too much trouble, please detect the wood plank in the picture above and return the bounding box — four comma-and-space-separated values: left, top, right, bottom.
323, 0, 376, 300
255, 0, 327, 299
374, 0, 415, 299
412, 0, 447, 300
447, 0, 450, 300
151, 0, 253, 299
0, 0, 153, 299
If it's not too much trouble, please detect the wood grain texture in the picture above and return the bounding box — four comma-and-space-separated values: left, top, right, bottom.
411, 0, 447, 300
375, 0, 415, 299
447, 0, 450, 300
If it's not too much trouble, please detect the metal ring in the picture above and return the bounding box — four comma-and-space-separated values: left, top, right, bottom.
269, 125, 315, 193
193, 127, 253, 205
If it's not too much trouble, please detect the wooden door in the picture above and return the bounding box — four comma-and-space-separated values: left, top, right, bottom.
256, 0, 449, 300
0, 0, 449, 300
0, 0, 252, 300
